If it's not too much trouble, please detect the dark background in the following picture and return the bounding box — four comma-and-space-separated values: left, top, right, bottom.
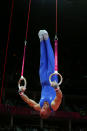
0, 0, 87, 130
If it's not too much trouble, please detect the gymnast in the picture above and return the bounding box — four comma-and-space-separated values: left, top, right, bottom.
18, 30, 63, 119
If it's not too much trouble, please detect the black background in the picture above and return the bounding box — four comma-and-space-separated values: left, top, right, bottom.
0, 0, 87, 107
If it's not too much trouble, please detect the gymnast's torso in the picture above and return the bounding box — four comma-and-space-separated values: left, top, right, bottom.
40, 85, 56, 110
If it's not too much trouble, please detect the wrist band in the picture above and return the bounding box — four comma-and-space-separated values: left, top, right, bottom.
55, 88, 60, 92
19, 91, 24, 96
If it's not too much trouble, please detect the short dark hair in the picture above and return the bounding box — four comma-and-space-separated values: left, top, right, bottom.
40, 107, 51, 119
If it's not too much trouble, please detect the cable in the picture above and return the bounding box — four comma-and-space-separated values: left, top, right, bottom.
18, 0, 32, 90
49, 0, 63, 86
0, 0, 14, 104
25, 0, 31, 41
56, 0, 58, 34
20, 0, 31, 78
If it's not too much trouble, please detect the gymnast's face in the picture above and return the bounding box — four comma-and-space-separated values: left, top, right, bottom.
40, 102, 51, 119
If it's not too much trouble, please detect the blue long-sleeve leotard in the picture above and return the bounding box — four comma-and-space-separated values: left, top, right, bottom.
39, 37, 58, 110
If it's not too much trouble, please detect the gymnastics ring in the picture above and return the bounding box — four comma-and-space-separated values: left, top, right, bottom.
18, 76, 27, 90
49, 71, 63, 86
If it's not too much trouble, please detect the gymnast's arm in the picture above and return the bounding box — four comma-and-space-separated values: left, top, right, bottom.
51, 87, 62, 111
19, 92, 41, 112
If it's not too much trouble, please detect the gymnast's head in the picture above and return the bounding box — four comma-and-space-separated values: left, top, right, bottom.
40, 102, 51, 119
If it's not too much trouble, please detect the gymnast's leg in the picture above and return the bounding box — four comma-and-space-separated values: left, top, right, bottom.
38, 30, 58, 86
43, 31, 58, 83
38, 30, 48, 86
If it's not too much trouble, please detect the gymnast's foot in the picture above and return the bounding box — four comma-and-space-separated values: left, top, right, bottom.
38, 30, 49, 41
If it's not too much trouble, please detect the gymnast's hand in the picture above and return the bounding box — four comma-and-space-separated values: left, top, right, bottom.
51, 81, 59, 89
19, 86, 26, 92
18, 85, 26, 96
